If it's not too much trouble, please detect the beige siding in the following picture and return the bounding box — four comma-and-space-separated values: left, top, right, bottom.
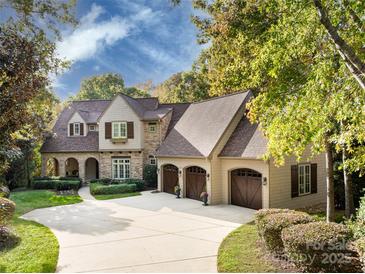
98, 95, 143, 150
157, 157, 211, 203
209, 106, 246, 204
68, 112, 87, 136
269, 149, 326, 209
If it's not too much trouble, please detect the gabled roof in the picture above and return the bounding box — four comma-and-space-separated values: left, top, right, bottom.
41, 100, 110, 153
156, 91, 251, 158
219, 116, 267, 158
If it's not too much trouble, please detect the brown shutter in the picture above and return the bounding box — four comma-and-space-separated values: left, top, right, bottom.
291, 165, 299, 198
127, 122, 134, 139
311, 163, 317, 194
69, 123, 74, 136
80, 123, 84, 136
105, 122, 111, 139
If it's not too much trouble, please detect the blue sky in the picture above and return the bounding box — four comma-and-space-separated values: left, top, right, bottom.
53, 0, 203, 100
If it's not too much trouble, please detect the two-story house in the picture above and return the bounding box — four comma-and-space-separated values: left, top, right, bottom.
41, 91, 327, 210
40, 93, 189, 181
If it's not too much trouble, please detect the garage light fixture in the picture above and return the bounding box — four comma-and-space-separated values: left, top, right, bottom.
178, 169, 182, 176
262, 177, 267, 185
206, 173, 210, 180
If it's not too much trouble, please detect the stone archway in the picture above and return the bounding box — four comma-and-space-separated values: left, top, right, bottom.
85, 157, 99, 181
65, 158, 79, 177
46, 158, 59, 176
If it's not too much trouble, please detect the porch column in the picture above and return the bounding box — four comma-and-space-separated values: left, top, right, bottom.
58, 159, 66, 177
41, 155, 48, 176
157, 164, 162, 191
179, 167, 184, 197
78, 159, 86, 182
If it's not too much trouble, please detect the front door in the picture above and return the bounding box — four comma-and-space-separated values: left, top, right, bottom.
231, 169, 262, 209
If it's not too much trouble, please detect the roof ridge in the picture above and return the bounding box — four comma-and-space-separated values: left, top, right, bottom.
160, 102, 191, 105
71, 99, 112, 102
191, 90, 250, 105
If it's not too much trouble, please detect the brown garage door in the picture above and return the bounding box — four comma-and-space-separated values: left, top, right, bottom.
163, 165, 179, 194
186, 166, 206, 201
231, 169, 262, 209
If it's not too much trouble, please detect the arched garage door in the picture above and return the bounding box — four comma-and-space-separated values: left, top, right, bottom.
186, 166, 206, 201
163, 165, 179, 194
231, 168, 262, 209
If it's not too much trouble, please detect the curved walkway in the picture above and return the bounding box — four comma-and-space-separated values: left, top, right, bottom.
22, 187, 255, 273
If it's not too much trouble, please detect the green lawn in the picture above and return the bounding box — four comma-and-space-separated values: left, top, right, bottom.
0, 190, 82, 273
93, 192, 141, 200
217, 222, 278, 273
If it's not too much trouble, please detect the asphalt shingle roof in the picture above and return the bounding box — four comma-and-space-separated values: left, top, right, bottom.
219, 116, 267, 158
156, 91, 251, 157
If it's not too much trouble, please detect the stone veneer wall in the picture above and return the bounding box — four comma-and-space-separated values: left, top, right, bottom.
143, 111, 172, 165
41, 151, 143, 181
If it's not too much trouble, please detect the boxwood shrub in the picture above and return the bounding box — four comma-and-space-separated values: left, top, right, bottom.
282, 222, 354, 272
33, 179, 81, 190
90, 178, 145, 191
0, 198, 16, 225
90, 183, 137, 195
33, 176, 81, 182
143, 165, 157, 188
260, 212, 314, 253
0, 225, 19, 250
255, 208, 297, 237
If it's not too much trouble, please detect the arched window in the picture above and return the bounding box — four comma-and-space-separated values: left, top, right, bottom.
149, 155, 156, 165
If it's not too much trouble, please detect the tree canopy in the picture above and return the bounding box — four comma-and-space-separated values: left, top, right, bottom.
72, 73, 150, 100
153, 70, 210, 103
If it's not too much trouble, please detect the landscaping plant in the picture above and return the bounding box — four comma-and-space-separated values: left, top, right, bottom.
0, 198, 16, 225
143, 165, 157, 188
90, 183, 137, 195
282, 222, 359, 272
259, 212, 314, 253
255, 208, 297, 237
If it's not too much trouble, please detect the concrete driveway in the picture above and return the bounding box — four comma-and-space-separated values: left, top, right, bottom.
22, 187, 255, 273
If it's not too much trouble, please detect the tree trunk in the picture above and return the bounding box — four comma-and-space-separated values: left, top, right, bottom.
313, 0, 365, 90
325, 140, 335, 222
342, 149, 355, 218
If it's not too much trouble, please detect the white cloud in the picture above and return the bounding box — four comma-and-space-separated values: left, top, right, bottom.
57, 4, 132, 62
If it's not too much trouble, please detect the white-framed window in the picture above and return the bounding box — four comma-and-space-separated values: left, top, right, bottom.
112, 121, 127, 138
149, 155, 156, 165
112, 158, 130, 179
89, 125, 96, 131
148, 122, 157, 133
298, 164, 311, 195
74, 123, 80, 136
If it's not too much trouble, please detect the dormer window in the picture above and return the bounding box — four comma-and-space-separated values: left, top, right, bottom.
112, 121, 127, 139
74, 123, 80, 136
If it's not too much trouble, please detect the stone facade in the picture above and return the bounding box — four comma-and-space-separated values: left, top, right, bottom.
143, 111, 172, 164
42, 151, 144, 181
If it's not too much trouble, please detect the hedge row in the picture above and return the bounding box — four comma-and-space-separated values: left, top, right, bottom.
33, 180, 81, 191
90, 178, 145, 191
33, 176, 81, 182
255, 208, 358, 272
90, 183, 137, 195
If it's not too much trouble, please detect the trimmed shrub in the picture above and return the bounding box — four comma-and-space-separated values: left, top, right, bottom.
282, 222, 353, 272
0, 198, 16, 225
255, 208, 297, 237
90, 183, 137, 195
0, 185, 10, 198
123, 179, 145, 191
54, 180, 81, 191
33, 179, 81, 190
260, 212, 314, 253
0, 225, 19, 250
143, 165, 157, 188
33, 176, 81, 182
348, 194, 365, 239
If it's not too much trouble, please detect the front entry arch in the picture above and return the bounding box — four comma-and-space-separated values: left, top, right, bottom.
231, 168, 262, 209
162, 164, 178, 194
85, 158, 99, 181
185, 166, 206, 201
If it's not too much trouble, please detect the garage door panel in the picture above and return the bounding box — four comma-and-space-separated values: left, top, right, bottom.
231, 169, 262, 210
186, 167, 206, 201
163, 165, 178, 194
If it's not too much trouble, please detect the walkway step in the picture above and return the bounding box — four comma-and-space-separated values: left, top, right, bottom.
78, 186, 95, 201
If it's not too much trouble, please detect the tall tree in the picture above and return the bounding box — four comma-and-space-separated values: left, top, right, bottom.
72, 73, 150, 100
0, 0, 76, 174
153, 70, 210, 103
189, 0, 365, 221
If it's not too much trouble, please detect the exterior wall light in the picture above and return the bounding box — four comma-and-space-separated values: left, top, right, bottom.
262, 177, 267, 185
178, 169, 182, 176
157, 168, 160, 174
206, 173, 210, 179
